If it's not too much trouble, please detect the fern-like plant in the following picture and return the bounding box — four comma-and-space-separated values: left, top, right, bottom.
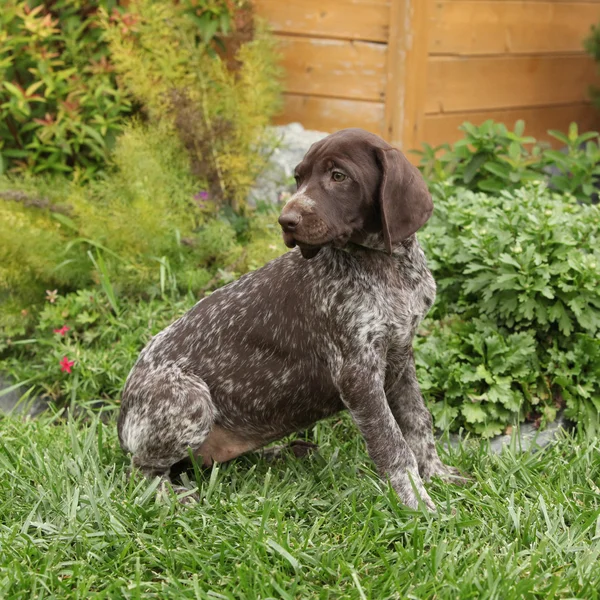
101, 0, 282, 210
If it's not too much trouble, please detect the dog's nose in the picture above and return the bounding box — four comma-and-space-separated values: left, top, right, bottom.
278, 212, 301, 232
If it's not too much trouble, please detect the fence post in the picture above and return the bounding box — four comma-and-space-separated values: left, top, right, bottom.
384, 0, 432, 158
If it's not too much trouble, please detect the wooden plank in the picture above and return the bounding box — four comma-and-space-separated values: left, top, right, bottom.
430, 1, 600, 56
384, 0, 433, 151
276, 35, 387, 102
445, 0, 600, 3
426, 55, 597, 113
273, 94, 385, 135
419, 103, 600, 150
254, 0, 390, 43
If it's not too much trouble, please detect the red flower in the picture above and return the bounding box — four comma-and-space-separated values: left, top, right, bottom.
53, 325, 70, 336
59, 356, 75, 373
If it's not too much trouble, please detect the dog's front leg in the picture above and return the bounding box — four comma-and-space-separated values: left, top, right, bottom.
338, 363, 436, 512
386, 353, 469, 485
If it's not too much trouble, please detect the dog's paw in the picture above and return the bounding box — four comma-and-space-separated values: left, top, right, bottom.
158, 481, 200, 506
391, 470, 437, 513
423, 461, 471, 486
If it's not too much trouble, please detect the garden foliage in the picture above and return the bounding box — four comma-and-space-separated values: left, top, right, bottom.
0, 0, 282, 205
0, 0, 131, 178
584, 21, 600, 109
417, 183, 600, 436
0, 122, 285, 341
414, 120, 600, 204
102, 0, 282, 209
1, 113, 599, 437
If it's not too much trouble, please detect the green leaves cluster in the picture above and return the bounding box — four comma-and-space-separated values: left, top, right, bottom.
416, 318, 543, 438
0, 0, 282, 203
416, 183, 600, 435
0, 0, 131, 178
1, 290, 192, 405
414, 120, 600, 204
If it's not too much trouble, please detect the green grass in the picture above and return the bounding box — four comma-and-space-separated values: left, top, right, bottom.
0, 410, 599, 599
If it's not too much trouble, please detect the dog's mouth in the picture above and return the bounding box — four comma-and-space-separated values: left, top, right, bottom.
282, 232, 322, 259
282, 231, 353, 260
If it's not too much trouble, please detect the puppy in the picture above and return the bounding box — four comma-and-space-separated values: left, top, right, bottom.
118, 128, 464, 510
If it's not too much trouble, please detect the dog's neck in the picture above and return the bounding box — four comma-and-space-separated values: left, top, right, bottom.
344, 231, 416, 257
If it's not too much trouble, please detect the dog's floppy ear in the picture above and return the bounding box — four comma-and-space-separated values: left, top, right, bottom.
375, 147, 433, 253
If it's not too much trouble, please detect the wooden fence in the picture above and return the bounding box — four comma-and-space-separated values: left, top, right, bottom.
254, 0, 600, 157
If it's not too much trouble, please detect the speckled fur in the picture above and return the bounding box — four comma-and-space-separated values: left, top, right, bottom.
118, 128, 464, 511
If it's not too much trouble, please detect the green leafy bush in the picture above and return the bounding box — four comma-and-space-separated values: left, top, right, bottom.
423, 184, 600, 335
0, 0, 132, 178
0, 0, 282, 196
417, 183, 600, 435
414, 120, 600, 204
416, 317, 546, 438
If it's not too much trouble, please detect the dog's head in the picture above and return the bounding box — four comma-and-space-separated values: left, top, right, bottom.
278, 128, 433, 259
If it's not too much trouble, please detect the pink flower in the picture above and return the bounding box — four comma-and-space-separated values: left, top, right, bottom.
59, 356, 75, 373
53, 325, 70, 336
193, 190, 210, 209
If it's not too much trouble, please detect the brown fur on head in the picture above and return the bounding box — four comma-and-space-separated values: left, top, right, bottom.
278, 128, 433, 259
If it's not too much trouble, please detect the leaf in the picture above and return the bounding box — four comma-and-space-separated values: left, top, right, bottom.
508, 141, 521, 161
473, 421, 505, 438
539, 286, 555, 300
461, 403, 488, 424
51, 212, 79, 231
514, 120, 525, 137
498, 253, 521, 269
460, 122, 478, 137
463, 154, 487, 184
477, 179, 506, 193
3, 81, 24, 98
547, 130, 570, 146
548, 301, 573, 336
266, 539, 300, 571
483, 162, 510, 179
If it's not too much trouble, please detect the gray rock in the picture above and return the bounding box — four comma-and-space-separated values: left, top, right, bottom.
441, 413, 571, 455
0, 373, 47, 418
248, 123, 329, 206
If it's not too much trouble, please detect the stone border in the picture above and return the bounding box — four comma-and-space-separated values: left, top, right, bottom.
1, 372, 571, 454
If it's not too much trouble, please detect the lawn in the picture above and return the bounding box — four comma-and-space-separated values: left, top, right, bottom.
1, 409, 599, 599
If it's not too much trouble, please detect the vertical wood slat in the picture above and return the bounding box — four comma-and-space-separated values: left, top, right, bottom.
384, 0, 432, 155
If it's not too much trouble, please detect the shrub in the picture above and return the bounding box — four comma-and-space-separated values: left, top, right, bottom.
101, 0, 282, 210
0, 0, 132, 178
0, 122, 286, 340
414, 120, 600, 204
416, 317, 546, 438
416, 183, 600, 435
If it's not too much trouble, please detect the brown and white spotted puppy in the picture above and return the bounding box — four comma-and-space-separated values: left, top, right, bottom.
118, 128, 465, 511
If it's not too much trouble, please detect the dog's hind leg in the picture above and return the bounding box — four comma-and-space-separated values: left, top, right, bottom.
118, 365, 216, 503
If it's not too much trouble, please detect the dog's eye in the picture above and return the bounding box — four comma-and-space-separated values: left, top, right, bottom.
332, 171, 346, 182
294, 175, 300, 188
